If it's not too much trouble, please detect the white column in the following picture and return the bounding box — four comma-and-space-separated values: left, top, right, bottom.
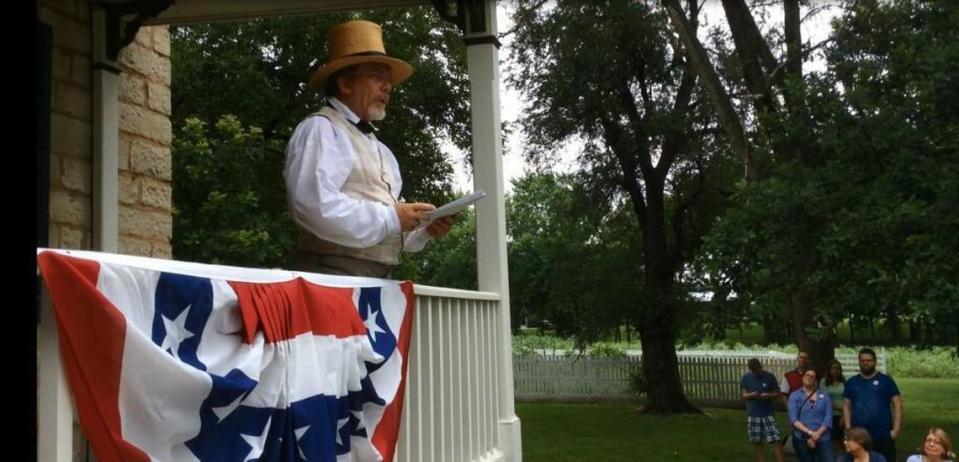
37, 289, 74, 462
465, 1, 522, 460
92, 8, 119, 253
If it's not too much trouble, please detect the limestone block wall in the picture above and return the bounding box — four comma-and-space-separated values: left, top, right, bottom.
40, 0, 173, 259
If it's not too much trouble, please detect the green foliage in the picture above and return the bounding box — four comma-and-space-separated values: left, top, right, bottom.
587, 343, 628, 358
506, 173, 645, 340
886, 346, 959, 379
172, 116, 294, 267
696, 0, 959, 347
513, 333, 574, 356
395, 206, 477, 288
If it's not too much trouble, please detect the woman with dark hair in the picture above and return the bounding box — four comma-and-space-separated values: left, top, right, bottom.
840, 427, 888, 462
788, 368, 835, 462
821, 358, 846, 450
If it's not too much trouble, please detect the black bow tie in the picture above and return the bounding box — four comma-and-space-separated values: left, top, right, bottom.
353, 120, 375, 135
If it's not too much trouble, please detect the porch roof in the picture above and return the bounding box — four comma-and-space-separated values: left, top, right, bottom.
141, 0, 431, 25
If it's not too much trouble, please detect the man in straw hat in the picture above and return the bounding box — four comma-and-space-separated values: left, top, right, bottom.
284, 20, 456, 278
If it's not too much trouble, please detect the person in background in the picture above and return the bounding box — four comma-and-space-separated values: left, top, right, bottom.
843, 348, 903, 462
839, 427, 887, 462
781, 350, 813, 451
788, 368, 835, 462
821, 358, 847, 453
907, 428, 956, 462
742, 358, 786, 462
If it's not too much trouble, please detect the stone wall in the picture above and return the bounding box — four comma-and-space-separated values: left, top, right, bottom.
40, 0, 173, 259
117, 25, 173, 258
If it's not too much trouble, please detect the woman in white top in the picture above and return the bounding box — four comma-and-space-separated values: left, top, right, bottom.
907, 428, 956, 462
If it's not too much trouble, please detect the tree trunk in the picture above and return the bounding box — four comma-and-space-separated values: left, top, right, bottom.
638, 306, 699, 413
793, 290, 836, 365
637, 181, 700, 414
849, 316, 856, 344
761, 312, 781, 344
908, 319, 921, 343
886, 306, 902, 342
637, 279, 699, 413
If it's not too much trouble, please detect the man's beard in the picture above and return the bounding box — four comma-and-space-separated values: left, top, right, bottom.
368, 105, 386, 121
861, 365, 876, 375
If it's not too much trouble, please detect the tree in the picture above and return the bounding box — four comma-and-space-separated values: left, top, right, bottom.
685, 0, 959, 354
821, 0, 959, 349
172, 116, 294, 267
662, 0, 846, 363
509, 0, 734, 413
171, 7, 471, 269
505, 173, 646, 337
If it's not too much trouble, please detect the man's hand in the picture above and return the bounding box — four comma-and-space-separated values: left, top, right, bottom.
426, 215, 456, 239
395, 203, 435, 231
890, 428, 900, 440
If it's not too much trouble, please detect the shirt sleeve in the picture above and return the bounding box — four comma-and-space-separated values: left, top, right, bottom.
887, 376, 901, 398
819, 391, 833, 429
779, 374, 789, 394
284, 116, 401, 248
787, 391, 800, 424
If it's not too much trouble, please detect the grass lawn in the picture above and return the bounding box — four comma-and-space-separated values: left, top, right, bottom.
517, 378, 959, 462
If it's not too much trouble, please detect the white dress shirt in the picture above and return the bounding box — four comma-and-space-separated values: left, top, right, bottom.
284, 98, 430, 252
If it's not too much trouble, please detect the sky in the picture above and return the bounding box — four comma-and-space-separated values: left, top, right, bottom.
447, 1, 842, 194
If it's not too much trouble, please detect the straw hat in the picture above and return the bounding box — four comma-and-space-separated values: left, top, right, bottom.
308, 20, 413, 92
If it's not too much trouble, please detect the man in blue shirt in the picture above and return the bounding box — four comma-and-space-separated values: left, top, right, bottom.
742, 358, 786, 462
843, 347, 903, 462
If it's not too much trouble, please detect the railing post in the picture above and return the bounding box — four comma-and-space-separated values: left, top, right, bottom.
37, 287, 74, 462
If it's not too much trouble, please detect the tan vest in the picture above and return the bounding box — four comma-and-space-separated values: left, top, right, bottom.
296, 106, 402, 265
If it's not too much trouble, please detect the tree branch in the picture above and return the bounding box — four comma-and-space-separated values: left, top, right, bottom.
600, 115, 648, 223
722, 0, 779, 114
657, 65, 696, 177
661, 0, 754, 180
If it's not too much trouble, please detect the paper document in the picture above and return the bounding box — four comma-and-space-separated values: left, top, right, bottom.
423, 190, 487, 226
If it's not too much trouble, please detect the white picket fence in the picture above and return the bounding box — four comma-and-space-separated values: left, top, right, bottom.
513, 350, 886, 402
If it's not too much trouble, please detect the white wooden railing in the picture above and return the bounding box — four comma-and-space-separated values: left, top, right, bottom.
395, 285, 506, 462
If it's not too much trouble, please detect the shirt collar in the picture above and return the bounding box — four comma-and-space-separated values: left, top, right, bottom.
329, 97, 361, 124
